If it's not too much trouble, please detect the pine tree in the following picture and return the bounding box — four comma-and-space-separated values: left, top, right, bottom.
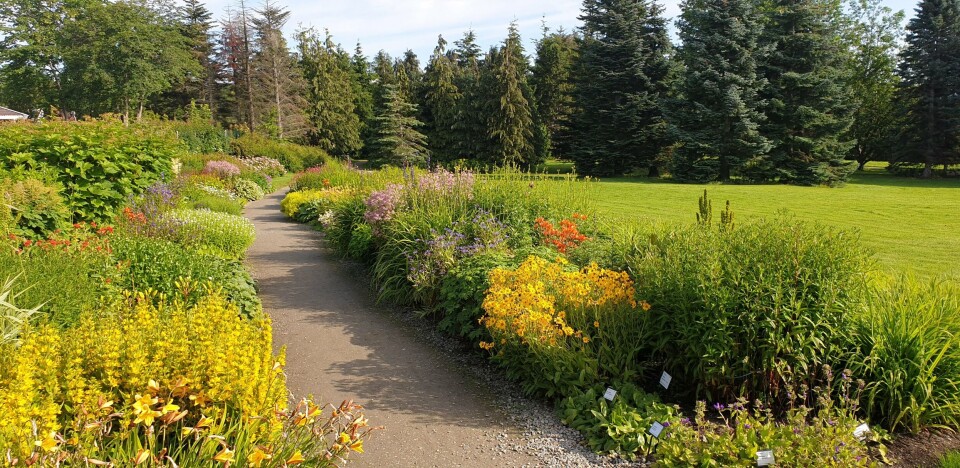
757, 0, 856, 185
178, 0, 217, 113
297, 29, 362, 154
531, 28, 579, 159
486, 24, 536, 166
668, 0, 770, 182
896, 0, 960, 177
422, 35, 463, 164
374, 84, 430, 168
571, 0, 674, 177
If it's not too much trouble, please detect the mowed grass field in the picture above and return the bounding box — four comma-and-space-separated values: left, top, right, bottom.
549, 163, 960, 277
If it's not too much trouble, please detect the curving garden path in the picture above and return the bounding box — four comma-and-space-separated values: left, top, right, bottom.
244, 191, 539, 467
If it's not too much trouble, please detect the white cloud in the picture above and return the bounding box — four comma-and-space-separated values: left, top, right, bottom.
204, 0, 916, 60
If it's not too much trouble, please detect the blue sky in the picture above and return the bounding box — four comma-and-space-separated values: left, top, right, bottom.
207, 0, 921, 60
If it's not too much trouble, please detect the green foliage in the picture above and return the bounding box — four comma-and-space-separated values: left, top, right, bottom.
422, 36, 462, 164
165, 209, 255, 260
171, 104, 230, 153
0, 122, 175, 221
669, 0, 770, 182
627, 218, 871, 402
756, 0, 856, 185
180, 181, 244, 215
0, 178, 71, 238
571, 0, 673, 177
111, 235, 261, 319
371, 84, 429, 168
297, 29, 363, 155
848, 275, 960, 433
230, 132, 328, 172
942, 451, 960, 468
232, 178, 265, 201
560, 384, 679, 460
894, 0, 960, 177
655, 390, 880, 467
485, 24, 538, 167
531, 30, 578, 159
325, 196, 369, 258
345, 223, 374, 262
0, 275, 43, 346
437, 251, 511, 341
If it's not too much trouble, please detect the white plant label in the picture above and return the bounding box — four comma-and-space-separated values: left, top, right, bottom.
854, 423, 870, 440
603, 387, 617, 401
659, 371, 672, 389
756, 450, 775, 467
648, 422, 664, 438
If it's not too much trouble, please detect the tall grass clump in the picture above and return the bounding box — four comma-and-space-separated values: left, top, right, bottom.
848, 275, 960, 433
165, 209, 255, 260
626, 218, 873, 403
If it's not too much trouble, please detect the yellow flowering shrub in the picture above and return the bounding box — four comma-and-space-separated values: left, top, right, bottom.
0, 292, 286, 460
480, 256, 650, 397
281, 188, 353, 220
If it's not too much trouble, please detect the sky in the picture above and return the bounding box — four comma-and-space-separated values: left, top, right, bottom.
204, 0, 921, 61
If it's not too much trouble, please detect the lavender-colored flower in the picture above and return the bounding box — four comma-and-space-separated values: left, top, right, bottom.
743, 423, 752, 429
202, 160, 241, 179
712, 402, 725, 412
680, 418, 691, 426
364, 183, 403, 225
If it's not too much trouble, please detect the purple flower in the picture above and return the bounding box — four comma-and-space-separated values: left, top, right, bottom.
744, 423, 752, 429
712, 403, 725, 412
202, 160, 241, 178
680, 418, 691, 426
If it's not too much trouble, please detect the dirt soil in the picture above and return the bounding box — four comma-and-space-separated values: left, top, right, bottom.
244, 191, 539, 467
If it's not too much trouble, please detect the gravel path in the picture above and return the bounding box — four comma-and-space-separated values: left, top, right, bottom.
245, 191, 623, 467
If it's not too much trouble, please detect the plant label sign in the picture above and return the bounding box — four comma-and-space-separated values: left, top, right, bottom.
756, 450, 775, 466
648, 422, 664, 438
603, 387, 617, 401
659, 371, 672, 389
854, 423, 870, 440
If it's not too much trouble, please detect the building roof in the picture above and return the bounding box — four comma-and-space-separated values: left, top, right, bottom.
0, 107, 28, 119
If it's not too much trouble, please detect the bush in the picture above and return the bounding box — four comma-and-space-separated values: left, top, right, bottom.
164, 209, 255, 260
560, 383, 680, 460
480, 256, 647, 398
171, 121, 229, 154
847, 276, 960, 433
280, 189, 352, 221
626, 219, 871, 402
202, 160, 242, 179
655, 374, 880, 467
0, 121, 176, 221
0, 294, 286, 462
0, 178, 71, 238
437, 251, 513, 341
111, 236, 261, 318
231, 133, 328, 172
233, 178, 265, 201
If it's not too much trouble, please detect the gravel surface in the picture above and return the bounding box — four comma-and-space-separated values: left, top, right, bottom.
245, 191, 642, 467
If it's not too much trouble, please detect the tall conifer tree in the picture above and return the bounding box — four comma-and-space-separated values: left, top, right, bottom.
374, 84, 429, 168
571, 0, 673, 177
531, 28, 579, 159
297, 29, 361, 154
757, 0, 855, 185
486, 24, 536, 166
422, 35, 463, 164
896, 0, 960, 177
669, 0, 770, 182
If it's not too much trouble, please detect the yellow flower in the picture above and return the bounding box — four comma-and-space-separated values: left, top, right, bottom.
213, 447, 235, 464
349, 439, 364, 453
641, 301, 652, 311
132, 394, 162, 426
36, 432, 58, 452
161, 402, 180, 414
248, 447, 272, 466
286, 451, 306, 465
134, 449, 151, 465
338, 432, 351, 444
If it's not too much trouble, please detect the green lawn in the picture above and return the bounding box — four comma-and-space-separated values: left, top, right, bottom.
569, 164, 960, 277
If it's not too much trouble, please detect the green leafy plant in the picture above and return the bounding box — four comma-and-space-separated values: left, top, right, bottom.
165, 209, 255, 260
1, 178, 71, 238
0, 275, 42, 346
233, 178, 265, 201
847, 275, 960, 433
560, 383, 680, 460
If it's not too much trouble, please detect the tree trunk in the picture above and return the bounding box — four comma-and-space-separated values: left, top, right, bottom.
136, 99, 145, 122
273, 52, 283, 138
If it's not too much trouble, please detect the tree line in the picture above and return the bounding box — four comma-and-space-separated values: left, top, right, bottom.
2, 0, 958, 183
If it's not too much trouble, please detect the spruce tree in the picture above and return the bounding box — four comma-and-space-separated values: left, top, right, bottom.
757, 0, 856, 185
571, 0, 673, 177
668, 0, 770, 182
374, 84, 430, 168
351, 44, 376, 155
451, 31, 488, 164
486, 24, 536, 166
531, 28, 579, 159
297, 29, 362, 154
422, 35, 463, 164
896, 0, 960, 177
